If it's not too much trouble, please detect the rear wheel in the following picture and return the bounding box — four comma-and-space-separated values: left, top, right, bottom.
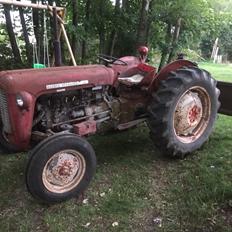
148, 67, 220, 157
26, 133, 96, 203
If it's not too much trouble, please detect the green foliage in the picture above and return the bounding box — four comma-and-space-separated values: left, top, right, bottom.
0, 0, 232, 69
182, 48, 204, 62
199, 1, 232, 60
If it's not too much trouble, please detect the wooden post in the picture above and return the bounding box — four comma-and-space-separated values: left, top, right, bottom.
211, 38, 219, 60
0, 0, 64, 11
213, 47, 219, 63
47, 5, 77, 66
60, 23, 77, 66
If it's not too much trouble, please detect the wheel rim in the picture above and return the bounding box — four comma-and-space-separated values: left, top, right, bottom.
42, 150, 86, 194
173, 86, 211, 144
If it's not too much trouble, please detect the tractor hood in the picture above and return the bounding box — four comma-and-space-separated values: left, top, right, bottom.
0, 65, 116, 96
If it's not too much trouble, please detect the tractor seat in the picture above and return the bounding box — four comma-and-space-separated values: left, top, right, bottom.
118, 63, 156, 87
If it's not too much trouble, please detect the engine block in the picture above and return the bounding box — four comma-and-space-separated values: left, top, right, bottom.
33, 86, 111, 133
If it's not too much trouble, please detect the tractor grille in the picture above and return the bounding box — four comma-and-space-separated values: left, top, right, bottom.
0, 90, 11, 133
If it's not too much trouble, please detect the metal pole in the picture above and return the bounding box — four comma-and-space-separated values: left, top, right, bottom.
0, 0, 64, 11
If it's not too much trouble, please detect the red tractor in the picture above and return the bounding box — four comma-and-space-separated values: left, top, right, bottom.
0, 47, 226, 203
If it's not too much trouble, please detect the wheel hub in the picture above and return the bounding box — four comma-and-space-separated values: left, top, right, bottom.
174, 87, 211, 144
42, 150, 86, 193
174, 91, 203, 136
188, 105, 201, 124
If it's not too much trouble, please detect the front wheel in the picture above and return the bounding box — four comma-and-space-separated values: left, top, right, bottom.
148, 67, 220, 157
26, 133, 96, 203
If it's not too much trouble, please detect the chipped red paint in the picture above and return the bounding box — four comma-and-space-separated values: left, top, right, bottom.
0, 65, 116, 96
7, 93, 36, 150
138, 63, 156, 73
149, 59, 197, 92
73, 120, 97, 136
58, 160, 73, 177
111, 56, 141, 76
0, 51, 200, 151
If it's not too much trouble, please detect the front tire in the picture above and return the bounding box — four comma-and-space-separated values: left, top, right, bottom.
148, 67, 220, 157
26, 133, 96, 203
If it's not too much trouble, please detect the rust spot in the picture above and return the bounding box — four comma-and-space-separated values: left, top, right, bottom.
58, 160, 73, 176
188, 105, 201, 124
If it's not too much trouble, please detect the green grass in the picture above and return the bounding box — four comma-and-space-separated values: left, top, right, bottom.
1, 62, 232, 231
200, 62, 232, 82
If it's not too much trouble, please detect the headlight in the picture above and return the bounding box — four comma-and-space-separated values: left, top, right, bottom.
16, 94, 24, 107
15, 92, 32, 110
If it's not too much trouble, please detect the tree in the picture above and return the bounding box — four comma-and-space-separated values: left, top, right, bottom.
90, 0, 113, 54
136, 0, 151, 47
1, 0, 232, 70
18, 1, 32, 65
3, 4, 22, 66
107, 0, 121, 56
153, 0, 209, 68
167, 17, 182, 63
71, 0, 78, 60
81, 0, 90, 63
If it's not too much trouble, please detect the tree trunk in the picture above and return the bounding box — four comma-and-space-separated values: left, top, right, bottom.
99, 31, 105, 54
158, 23, 172, 71
48, 0, 54, 63
39, 0, 45, 64
3, 4, 22, 65
107, 0, 121, 56
167, 18, 182, 63
48, 0, 65, 66
17, 0, 32, 64
98, 0, 105, 54
145, 0, 153, 46
81, 0, 90, 63
136, 0, 151, 48
122, 0, 127, 9
31, 0, 41, 62
31, 0, 45, 64
71, 0, 78, 61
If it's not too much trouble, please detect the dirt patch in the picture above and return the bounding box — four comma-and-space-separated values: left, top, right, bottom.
220, 204, 232, 227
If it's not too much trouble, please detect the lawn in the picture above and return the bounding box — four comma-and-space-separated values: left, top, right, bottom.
0, 62, 232, 232
200, 62, 232, 83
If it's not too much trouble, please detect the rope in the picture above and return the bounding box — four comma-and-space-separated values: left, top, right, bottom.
43, 9, 46, 66
32, 0, 39, 65
32, 40, 39, 64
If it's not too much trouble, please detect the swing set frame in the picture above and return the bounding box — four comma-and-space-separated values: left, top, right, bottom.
0, 0, 77, 66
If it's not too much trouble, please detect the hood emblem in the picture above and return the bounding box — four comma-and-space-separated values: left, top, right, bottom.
46, 80, 89, 90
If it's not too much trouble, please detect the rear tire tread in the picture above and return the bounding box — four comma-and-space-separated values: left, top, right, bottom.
148, 66, 220, 157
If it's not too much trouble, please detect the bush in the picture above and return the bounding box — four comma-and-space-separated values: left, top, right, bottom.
181, 49, 205, 62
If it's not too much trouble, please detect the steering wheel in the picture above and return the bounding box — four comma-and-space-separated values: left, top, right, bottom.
97, 54, 127, 66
